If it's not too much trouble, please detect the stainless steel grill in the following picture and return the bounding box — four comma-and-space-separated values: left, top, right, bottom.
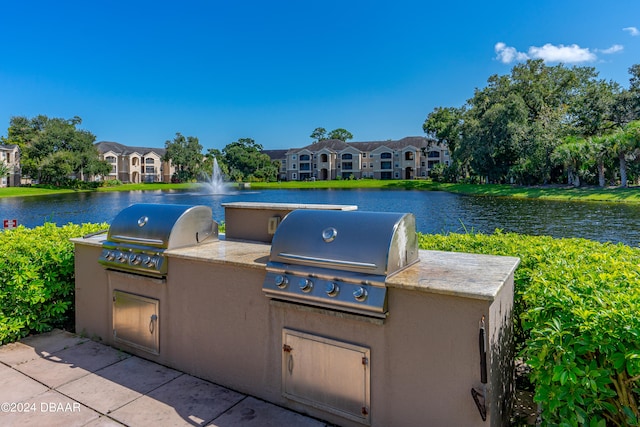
99, 203, 218, 277
262, 209, 419, 317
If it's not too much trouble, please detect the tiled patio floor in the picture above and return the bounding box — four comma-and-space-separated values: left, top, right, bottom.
0, 329, 328, 427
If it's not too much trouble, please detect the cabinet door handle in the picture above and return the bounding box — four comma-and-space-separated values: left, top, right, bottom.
288, 354, 294, 374
149, 314, 158, 334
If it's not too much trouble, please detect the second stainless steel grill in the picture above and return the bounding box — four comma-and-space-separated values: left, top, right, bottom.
262, 209, 419, 317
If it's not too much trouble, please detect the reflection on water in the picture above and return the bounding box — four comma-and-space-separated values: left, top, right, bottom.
0, 188, 638, 246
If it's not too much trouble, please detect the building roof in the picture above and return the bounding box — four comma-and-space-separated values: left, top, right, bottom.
286, 136, 436, 154
287, 139, 351, 154
95, 141, 167, 157
262, 149, 288, 161
0, 144, 19, 151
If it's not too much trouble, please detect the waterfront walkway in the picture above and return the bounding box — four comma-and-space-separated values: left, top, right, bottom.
0, 329, 327, 426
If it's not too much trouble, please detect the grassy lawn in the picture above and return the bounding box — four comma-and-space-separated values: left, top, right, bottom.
251, 180, 640, 203
2, 180, 640, 203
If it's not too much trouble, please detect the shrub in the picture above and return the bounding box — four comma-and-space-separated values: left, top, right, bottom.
0, 222, 108, 344
419, 231, 640, 426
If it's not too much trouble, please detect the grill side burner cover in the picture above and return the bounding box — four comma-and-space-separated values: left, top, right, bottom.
99, 203, 218, 276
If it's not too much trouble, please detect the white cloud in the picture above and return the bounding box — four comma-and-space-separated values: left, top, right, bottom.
528, 43, 596, 63
495, 42, 601, 64
598, 44, 624, 54
494, 42, 529, 64
623, 26, 639, 36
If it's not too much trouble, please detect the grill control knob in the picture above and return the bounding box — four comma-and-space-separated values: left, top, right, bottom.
325, 282, 339, 297
145, 256, 158, 268
274, 275, 289, 289
129, 253, 141, 265
105, 250, 115, 261
299, 278, 313, 293
353, 287, 368, 302
117, 251, 128, 263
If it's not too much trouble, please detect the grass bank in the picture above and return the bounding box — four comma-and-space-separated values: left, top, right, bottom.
251, 180, 640, 203
2, 180, 640, 203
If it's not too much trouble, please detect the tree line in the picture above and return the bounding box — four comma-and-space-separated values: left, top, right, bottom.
423, 59, 640, 186
1, 115, 111, 185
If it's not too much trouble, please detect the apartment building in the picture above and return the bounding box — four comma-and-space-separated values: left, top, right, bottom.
266, 136, 449, 181
95, 141, 175, 183
0, 144, 21, 187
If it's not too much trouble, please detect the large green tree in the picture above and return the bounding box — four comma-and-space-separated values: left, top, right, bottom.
222, 138, 277, 182
6, 115, 110, 184
424, 60, 640, 185
310, 127, 327, 142
327, 128, 353, 142
163, 132, 203, 182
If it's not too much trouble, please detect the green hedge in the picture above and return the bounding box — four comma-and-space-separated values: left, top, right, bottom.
0, 223, 107, 344
420, 231, 640, 426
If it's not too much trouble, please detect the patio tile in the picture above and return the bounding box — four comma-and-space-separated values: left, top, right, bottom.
0, 329, 89, 368
0, 389, 99, 427
209, 396, 328, 427
110, 374, 245, 427
82, 416, 126, 426
0, 363, 48, 402
15, 340, 129, 388
58, 356, 182, 414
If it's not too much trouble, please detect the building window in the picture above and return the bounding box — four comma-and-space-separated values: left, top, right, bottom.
363, 163, 367, 168
145, 166, 155, 174
381, 161, 392, 170
342, 153, 353, 160
320, 153, 328, 162
381, 152, 392, 159
428, 151, 440, 158
369, 163, 373, 168
106, 156, 116, 163
405, 152, 414, 160
300, 163, 311, 171
342, 162, 353, 170
292, 173, 297, 180
300, 154, 310, 161
145, 158, 155, 164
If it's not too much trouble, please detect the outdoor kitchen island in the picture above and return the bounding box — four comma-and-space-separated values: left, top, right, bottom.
73, 210, 519, 427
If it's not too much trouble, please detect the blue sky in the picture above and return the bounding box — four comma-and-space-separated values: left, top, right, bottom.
1, 0, 639, 150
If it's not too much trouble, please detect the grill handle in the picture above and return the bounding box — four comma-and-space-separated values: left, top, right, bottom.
277, 253, 377, 270
110, 235, 165, 247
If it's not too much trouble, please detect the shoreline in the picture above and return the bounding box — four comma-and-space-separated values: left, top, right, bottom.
1, 180, 639, 203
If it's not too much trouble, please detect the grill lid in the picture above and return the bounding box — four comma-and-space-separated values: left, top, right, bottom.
107, 203, 217, 249
99, 203, 218, 277
269, 210, 418, 277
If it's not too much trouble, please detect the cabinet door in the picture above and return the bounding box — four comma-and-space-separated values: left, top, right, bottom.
113, 291, 159, 354
282, 329, 370, 425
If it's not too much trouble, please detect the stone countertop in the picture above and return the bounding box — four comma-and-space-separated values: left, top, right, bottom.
386, 250, 520, 301
72, 236, 519, 301
221, 201, 357, 211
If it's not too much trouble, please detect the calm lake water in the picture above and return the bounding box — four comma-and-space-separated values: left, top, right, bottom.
1, 187, 639, 246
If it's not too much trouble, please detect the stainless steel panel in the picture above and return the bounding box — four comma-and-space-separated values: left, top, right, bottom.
113, 291, 159, 354
269, 210, 418, 276
264, 270, 388, 318
282, 329, 370, 425
107, 204, 217, 249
